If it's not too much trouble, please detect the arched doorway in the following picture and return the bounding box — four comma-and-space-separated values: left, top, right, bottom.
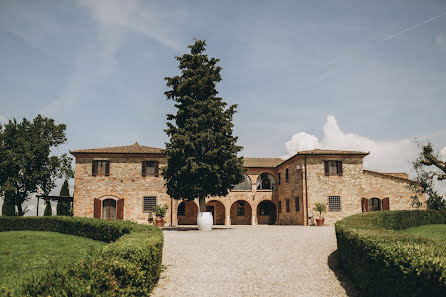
230, 200, 252, 225
257, 201, 276, 225
206, 200, 225, 225
177, 200, 198, 225
102, 199, 117, 220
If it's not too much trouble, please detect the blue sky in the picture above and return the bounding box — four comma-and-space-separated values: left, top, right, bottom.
1, 1, 446, 207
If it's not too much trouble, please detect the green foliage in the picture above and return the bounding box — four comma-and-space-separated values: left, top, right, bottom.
335, 210, 446, 297
162, 39, 245, 210
153, 204, 168, 219
313, 202, 327, 218
56, 179, 72, 216
1, 196, 16, 216
0, 216, 163, 296
43, 200, 52, 216
410, 141, 446, 210
0, 231, 106, 290
0, 115, 73, 215
400, 224, 446, 244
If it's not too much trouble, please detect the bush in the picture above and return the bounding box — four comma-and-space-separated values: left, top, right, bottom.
43, 200, 52, 216
0, 216, 163, 296
335, 210, 446, 297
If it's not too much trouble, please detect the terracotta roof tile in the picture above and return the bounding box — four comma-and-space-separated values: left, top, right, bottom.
295, 149, 369, 155
70, 142, 165, 155
363, 170, 411, 181
243, 158, 283, 168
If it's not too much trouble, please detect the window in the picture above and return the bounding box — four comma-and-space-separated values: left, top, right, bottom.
142, 161, 159, 177
328, 196, 341, 211
278, 201, 282, 213
286, 168, 289, 182
295, 197, 300, 212
278, 173, 281, 185
237, 201, 245, 216
177, 201, 185, 216
143, 196, 156, 212
259, 203, 271, 215
92, 160, 109, 176
102, 199, 116, 220
324, 161, 343, 176
369, 198, 381, 212
256, 173, 276, 190
286, 199, 290, 212
232, 174, 251, 191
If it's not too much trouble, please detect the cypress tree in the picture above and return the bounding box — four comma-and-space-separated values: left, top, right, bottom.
2, 195, 16, 216
43, 200, 52, 216
57, 179, 72, 216
163, 39, 245, 213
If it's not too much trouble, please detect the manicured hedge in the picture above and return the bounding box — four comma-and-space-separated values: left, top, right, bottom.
335, 210, 446, 297
0, 216, 163, 296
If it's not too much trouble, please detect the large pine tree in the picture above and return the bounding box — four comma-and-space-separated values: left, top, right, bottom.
163, 39, 245, 212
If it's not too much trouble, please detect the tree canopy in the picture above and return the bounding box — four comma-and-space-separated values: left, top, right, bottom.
0, 115, 73, 216
162, 39, 245, 212
411, 141, 446, 210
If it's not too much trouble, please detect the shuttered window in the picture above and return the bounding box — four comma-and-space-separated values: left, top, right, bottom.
286, 168, 289, 182
286, 199, 290, 212
278, 173, 281, 185
142, 161, 159, 177
328, 196, 341, 211
143, 196, 156, 212
295, 197, 300, 212
92, 161, 109, 176
278, 201, 282, 214
324, 161, 343, 176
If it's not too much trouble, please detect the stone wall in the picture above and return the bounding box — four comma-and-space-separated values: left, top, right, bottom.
73, 154, 172, 225
276, 158, 304, 225
73, 152, 425, 227
362, 171, 427, 211
305, 156, 365, 226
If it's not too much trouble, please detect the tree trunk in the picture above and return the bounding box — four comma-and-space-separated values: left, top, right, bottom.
198, 197, 206, 212
16, 203, 23, 216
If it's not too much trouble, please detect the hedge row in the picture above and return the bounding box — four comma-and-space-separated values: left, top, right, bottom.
0, 216, 163, 296
335, 210, 446, 297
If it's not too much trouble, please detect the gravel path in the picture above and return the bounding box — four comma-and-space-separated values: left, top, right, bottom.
151, 225, 358, 297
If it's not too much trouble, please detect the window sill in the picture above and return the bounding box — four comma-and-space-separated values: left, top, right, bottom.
230, 190, 252, 192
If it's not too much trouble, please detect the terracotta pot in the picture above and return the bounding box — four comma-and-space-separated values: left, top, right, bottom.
155, 218, 164, 227
316, 218, 325, 226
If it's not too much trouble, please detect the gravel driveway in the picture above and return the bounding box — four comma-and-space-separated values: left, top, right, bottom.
151, 225, 357, 297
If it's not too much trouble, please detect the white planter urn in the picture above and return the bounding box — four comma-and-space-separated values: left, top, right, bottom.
197, 212, 213, 231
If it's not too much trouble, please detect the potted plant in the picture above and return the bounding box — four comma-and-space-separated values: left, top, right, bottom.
153, 204, 168, 227
313, 202, 327, 226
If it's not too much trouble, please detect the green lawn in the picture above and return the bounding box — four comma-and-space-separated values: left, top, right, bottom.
400, 224, 446, 244
0, 231, 106, 290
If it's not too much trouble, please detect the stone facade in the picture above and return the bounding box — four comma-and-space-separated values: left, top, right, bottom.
71, 145, 426, 226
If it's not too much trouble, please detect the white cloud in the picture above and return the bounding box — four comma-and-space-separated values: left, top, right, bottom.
439, 147, 446, 162
283, 115, 417, 173
77, 0, 187, 60
0, 115, 8, 124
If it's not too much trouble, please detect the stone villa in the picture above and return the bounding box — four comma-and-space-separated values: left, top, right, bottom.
70, 143, 426, 226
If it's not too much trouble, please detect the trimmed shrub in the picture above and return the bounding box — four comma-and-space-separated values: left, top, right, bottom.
335, 210, 446, 297
0, 216, 163, 296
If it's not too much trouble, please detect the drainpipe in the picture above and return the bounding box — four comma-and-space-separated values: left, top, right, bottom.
304, 155, 309, 226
